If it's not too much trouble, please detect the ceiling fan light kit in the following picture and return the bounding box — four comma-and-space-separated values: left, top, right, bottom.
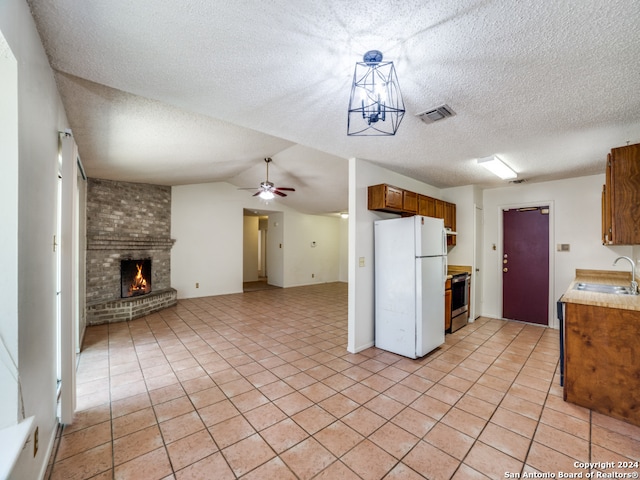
240, 157, 295, 199
258, 190, 275, 200
347, 50, 405, 136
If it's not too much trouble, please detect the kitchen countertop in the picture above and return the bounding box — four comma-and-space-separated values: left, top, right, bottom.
448, 265, 472, 276
561, 269, 640, 311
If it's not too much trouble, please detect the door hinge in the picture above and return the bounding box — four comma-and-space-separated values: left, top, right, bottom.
53, 234, 58, 252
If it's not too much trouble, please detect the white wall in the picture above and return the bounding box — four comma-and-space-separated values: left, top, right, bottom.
1, 0, 71, 477
0, 28, 19, 432
266, 212, 285, 287
172, 183, 244, 298
348, 158, 446, 353
283, 212, 342, 287
172, 182, 344, 298
481, 174, 633, 326
441, 185, 482, 266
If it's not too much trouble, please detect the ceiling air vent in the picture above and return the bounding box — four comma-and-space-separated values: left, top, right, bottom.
416, 104, 456, 124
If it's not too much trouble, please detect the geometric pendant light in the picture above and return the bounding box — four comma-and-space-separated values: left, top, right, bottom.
347, 50, 405, 136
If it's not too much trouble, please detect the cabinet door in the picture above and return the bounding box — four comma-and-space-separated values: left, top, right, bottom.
385, 185, 404, 210
444, 202, 456, 247
403, 190, 417, 214
435, 199, 445, 219
609, 144, 640, 244
444, 202, 456, 230
602, 154, 612, 244
368, 184, 404, 213
418, 195, 436, 217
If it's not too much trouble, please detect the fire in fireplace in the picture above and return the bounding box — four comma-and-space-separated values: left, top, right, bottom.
121, 259, 152, 298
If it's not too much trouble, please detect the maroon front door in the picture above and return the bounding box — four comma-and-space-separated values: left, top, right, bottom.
502, 207, 549, 325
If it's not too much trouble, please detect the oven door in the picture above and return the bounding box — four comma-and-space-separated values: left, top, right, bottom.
450, 274, 469, 332
451, 274, 469, 317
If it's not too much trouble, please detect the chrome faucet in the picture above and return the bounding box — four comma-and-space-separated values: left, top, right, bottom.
613, 256, 639, 295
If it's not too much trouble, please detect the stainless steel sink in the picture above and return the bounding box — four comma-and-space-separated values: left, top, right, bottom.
573, 282, 634, 295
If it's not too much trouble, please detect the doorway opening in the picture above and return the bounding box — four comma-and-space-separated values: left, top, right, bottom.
242, 210, 281, 292
502, 206, 550, 325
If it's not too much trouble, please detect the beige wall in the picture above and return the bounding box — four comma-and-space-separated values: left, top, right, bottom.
243, 216, 260, 282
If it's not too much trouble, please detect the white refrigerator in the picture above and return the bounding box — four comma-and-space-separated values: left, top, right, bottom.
374, 215, 447, 359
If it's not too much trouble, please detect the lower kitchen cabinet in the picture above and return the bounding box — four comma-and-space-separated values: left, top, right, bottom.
444, 278, 452, 331
564, 302, 640, 427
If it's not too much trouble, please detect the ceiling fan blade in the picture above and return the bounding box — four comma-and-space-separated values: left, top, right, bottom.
274, 187, 295, 192
252, 191, 261, 197
273, 190, 287, 197
238, 187, 257, 190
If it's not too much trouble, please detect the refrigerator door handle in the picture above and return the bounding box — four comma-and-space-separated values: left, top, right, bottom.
442, 228, 447, 255
443, 256, 448, 284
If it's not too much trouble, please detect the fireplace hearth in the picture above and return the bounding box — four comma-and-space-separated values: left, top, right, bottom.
121, 259, 152, 298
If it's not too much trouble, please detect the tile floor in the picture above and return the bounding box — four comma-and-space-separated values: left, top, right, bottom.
46, 282, 640, 479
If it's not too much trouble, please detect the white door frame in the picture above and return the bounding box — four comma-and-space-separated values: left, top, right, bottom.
473, 205, 483, 320
59, 133, 79, 424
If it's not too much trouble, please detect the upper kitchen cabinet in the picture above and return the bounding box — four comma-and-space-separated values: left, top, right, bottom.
602, 143, 640, 245
418, 195, 436, 217
403, 190, 418, 214
368, 184, 457, 245
368, 184, 404, 213
444, 202, 457, 246
444, 202, 456, 232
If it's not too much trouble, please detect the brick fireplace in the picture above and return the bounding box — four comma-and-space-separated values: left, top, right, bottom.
85, 178, 177, 325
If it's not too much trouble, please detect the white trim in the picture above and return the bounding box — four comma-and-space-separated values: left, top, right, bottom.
59, 134, 78, 424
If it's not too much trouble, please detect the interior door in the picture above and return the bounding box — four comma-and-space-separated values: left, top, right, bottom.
502, 207, 549, 325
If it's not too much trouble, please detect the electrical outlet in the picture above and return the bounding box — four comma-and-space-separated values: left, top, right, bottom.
34, 426, 38, 457
195, 282, 199, 288
311, 273, 315, 278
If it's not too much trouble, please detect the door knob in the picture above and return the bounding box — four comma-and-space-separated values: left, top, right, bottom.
503, 267, 508, 273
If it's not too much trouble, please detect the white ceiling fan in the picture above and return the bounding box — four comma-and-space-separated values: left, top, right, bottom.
239, 158, 295, 200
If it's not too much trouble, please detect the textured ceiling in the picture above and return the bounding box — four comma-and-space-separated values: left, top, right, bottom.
27, 0, 640, 215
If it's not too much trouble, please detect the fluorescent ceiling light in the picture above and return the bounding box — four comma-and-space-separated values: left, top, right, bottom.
476, 155, 517, 180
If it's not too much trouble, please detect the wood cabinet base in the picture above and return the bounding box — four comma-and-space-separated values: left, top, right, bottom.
564, 302, 640, 427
